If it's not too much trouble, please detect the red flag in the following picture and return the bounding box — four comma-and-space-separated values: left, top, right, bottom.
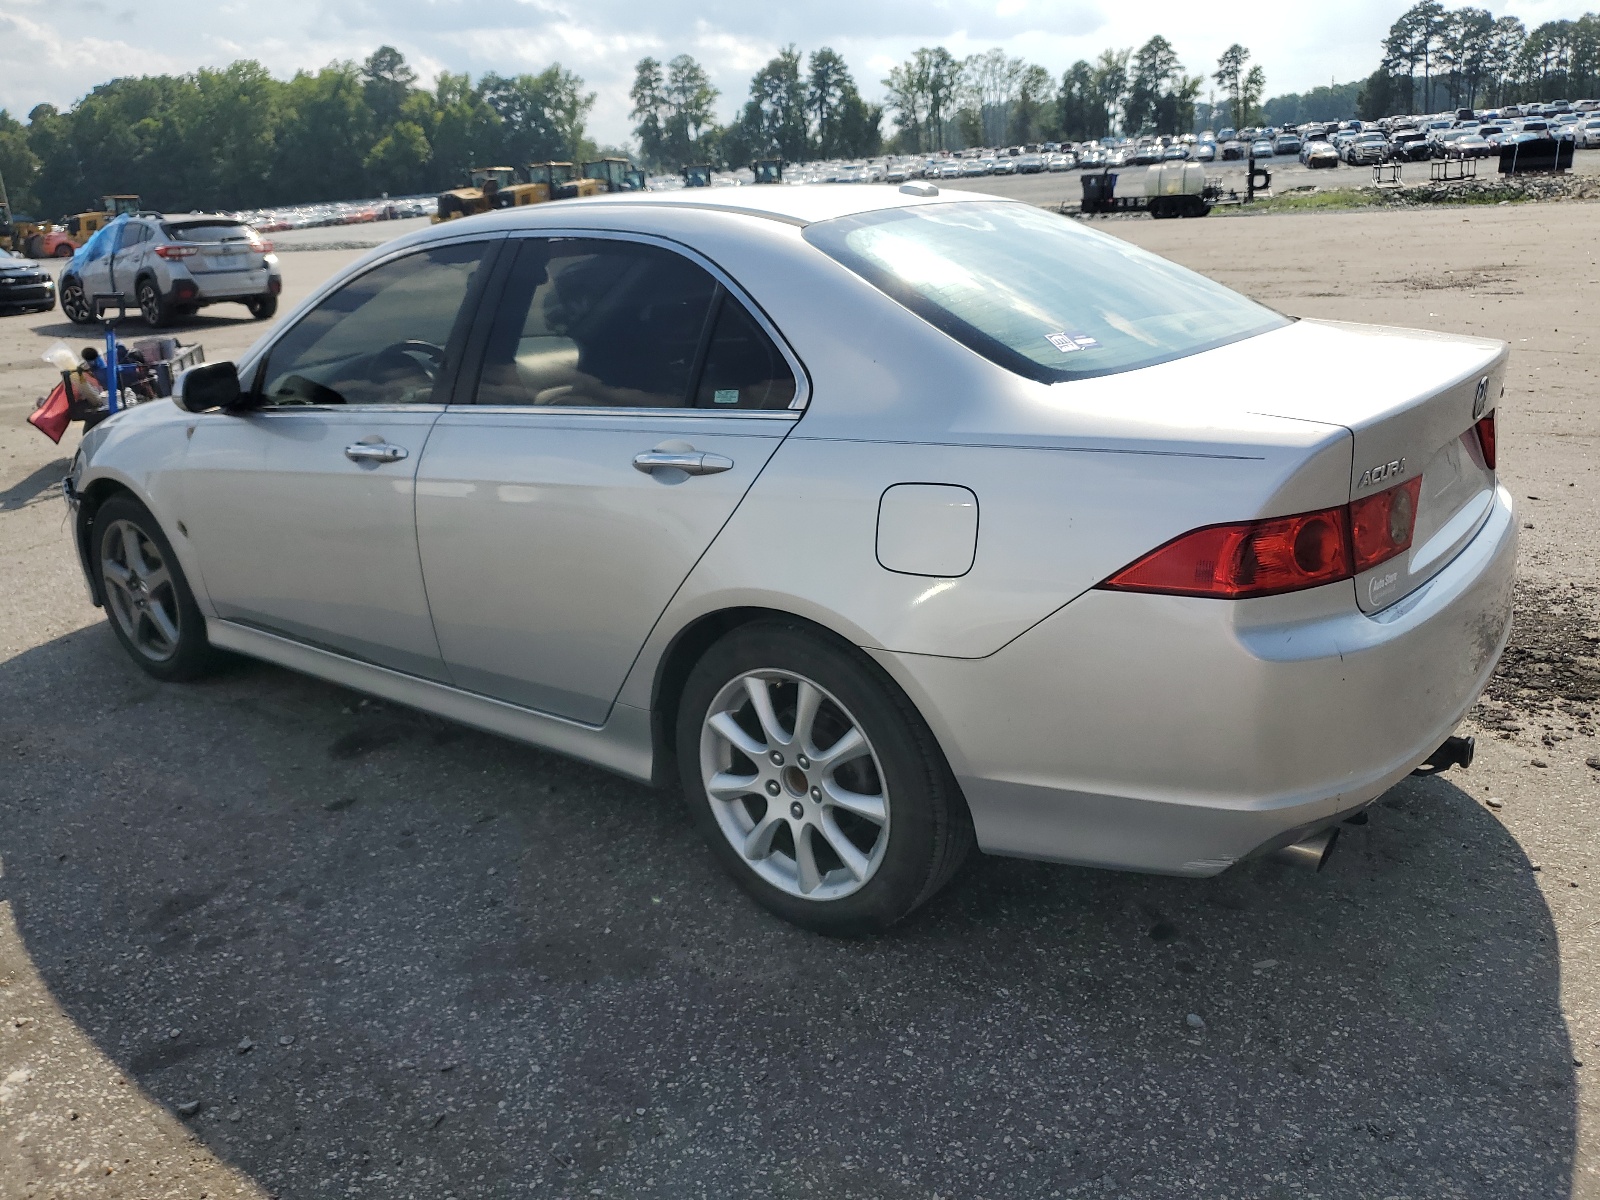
27, 381, 71, 444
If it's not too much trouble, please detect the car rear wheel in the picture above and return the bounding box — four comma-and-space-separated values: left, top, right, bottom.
93, 494, 221, 681
137, 279, 170, 328
53, 244, 74, 258
60, 276, 93, 324
676, 621, 972, 934
246, 295, 277, 320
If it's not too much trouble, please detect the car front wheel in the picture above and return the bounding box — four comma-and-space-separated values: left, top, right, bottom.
60, 276, 94, 324
93, 494, 221, 681
677, 621, 972, 934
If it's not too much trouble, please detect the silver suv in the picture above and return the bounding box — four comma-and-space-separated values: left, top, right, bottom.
60, 213, 282, 328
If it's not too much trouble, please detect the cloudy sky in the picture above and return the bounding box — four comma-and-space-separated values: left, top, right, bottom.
2, 0, 1592, 143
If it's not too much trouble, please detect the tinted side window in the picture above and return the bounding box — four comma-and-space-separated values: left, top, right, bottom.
260, 242, 489, 406
695, 296, 796, 409
477, 238, 728, 408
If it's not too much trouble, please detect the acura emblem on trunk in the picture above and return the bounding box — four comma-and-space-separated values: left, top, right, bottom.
1473, 376, 1490, 419
1357, 458, 1406, 490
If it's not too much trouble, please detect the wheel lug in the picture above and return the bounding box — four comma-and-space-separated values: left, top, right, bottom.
789, 801, 804, 820
769, 751, 784, 766
796, 754, 810, 769
810, 786, 821, 800
765, 780, 780, 797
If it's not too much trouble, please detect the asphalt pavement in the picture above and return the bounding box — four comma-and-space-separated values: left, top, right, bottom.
1, 193, 1598, 1199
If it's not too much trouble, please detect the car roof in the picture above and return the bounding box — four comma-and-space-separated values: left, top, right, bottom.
502, 184, 1017, 228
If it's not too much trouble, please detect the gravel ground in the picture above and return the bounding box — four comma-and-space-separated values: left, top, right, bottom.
1, 198, 1597, 1199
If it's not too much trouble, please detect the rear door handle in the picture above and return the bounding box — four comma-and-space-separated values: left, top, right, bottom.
632, 451, 733, 476
344, 442, 409, 463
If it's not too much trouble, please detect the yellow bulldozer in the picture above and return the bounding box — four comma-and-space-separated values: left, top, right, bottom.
36, 195, 141, 257
433, 167, 524, 223
580, 158, 647, 193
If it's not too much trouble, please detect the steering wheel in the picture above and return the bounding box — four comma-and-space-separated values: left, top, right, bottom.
369, 339, 446, 382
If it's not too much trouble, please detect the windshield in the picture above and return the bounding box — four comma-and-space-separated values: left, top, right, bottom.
804, 202, 1288, 383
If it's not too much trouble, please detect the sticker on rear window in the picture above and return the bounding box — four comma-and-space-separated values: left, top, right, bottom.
1046, 331, 1100, 353
712, 389, 741, 405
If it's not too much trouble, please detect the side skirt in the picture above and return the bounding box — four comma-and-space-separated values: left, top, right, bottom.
207, 619, 656, 783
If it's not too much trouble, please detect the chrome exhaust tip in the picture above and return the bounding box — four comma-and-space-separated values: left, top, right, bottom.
1274, 827, 1339, 872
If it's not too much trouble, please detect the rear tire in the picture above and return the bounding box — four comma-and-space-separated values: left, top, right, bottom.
246, 295, 277, 320
92, 494, 222, 682
53, 243, 73, 258
137, 278, 170, 328
676, 621, 973, 935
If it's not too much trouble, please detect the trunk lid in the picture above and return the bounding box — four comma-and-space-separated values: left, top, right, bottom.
1248, 318, 1504, 613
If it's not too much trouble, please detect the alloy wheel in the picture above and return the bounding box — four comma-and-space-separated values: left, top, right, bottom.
699, 669, 890, 901
138, 282, 162, 326
100, 518, 181, 662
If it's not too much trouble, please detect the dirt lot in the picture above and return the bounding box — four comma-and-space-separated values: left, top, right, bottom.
1, 199, 1598, 1199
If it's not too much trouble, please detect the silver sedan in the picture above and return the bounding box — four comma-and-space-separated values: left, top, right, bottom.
64, 185, 1515, 933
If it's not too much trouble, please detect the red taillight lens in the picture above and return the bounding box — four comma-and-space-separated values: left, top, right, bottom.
250, 239, 273, 254
155, 243, 197, 259
1101, 507, 1351, 599
1474, 412, 1496, 470
1349, 476, 1423, 573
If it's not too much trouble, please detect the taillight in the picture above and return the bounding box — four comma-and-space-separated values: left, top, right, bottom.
1101, 507, 1350, 599
1474, 412, 1496, 470
1349, 476, 1422, 573
155, 244, 197, 259
249, 239, 274, 254
1101, 475, 1425, 600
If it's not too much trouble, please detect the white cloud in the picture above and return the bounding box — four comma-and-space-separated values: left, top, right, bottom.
3, 0, 1594, 143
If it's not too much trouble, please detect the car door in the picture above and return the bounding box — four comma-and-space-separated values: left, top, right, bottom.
179, 237, 499, 681
107, 220, 148, 302
414, 233, 803, 724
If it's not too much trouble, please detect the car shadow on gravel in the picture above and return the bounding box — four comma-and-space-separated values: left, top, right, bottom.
0, 626, 1576, 1199
23, 310, 262, 343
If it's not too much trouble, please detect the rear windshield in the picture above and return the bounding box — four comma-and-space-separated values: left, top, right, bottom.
163, 221, 254, 243
803, 202, 1288, 383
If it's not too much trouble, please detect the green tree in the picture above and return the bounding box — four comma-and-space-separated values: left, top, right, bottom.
630, 58, 670, 168
1092, 48, 1131, 135
1009, 64, 1054, 143
664, 55, 718, 165
0, 110, 41, 214
1213, 45, 1263, 129
742, 46, 808, 160
361, 46, 418, 130
1056, 60, 1100, 141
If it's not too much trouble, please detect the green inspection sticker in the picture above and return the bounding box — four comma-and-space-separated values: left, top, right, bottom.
713, 389, 740, 405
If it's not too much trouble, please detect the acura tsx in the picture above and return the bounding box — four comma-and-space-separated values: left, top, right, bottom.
63, 185, 1515, 933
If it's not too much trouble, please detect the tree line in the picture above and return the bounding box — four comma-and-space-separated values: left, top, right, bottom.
629, 48, 884, 170
0, 47, 609, 219
1358, 5, 1600, 117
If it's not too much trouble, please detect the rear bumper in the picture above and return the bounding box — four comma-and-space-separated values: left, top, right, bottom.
189, 268, 277, 301
876, 485, 1517, 876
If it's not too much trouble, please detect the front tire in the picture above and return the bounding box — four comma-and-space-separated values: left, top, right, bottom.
676, 621, 972, 935
137, 278, 170, 328
60, 276, 93, 324
92, 494, 221, 681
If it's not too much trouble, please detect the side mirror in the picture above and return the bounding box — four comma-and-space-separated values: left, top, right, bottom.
174, 361, 249, 413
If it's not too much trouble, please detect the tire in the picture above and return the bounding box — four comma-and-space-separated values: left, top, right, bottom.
246, 294, 278, 320
137, 277, 170, 328
676, 621, 973, 935
60, 275, 93, 324
54, 243, 74, 258
92, 494, 221, 682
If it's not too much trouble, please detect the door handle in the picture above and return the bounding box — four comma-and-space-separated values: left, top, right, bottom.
344, 442, 409, 464
632, 451, 733, 476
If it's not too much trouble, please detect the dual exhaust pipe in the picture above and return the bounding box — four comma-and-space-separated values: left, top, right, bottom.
1274, 735, 1475, 872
